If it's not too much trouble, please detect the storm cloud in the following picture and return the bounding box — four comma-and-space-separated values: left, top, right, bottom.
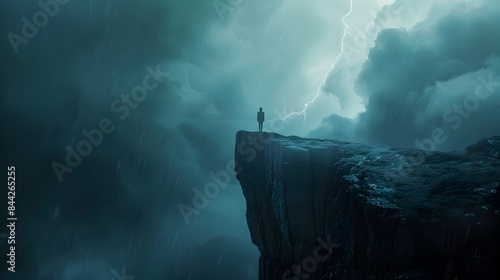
1, 0, 260, 279
1, 0, 498, 279
311, 0, 500, 151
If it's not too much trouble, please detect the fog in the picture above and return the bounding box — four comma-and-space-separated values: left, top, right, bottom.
0, 0, 499, 279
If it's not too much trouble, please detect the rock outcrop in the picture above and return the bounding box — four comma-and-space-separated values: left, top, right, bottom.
235, 131, 500, 280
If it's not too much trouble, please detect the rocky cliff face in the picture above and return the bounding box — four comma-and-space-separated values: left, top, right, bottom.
234, 131, 500, 280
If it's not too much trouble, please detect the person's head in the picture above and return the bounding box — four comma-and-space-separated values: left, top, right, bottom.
259, 107, 262, 111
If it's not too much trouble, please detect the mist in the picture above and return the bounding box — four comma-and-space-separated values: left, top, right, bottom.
1, 0, 499, 279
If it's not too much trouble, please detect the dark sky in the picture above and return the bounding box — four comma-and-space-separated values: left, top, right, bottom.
311, 0, 500, 150
0, 0, 499, 279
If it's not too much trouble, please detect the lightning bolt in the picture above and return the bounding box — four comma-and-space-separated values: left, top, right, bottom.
273, 0, 354, 122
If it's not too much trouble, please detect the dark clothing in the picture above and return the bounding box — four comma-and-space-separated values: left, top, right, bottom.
257, 111, 265, 122
257, 111, 265, 132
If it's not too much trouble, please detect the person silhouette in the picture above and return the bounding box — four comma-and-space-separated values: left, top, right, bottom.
257, 107, 265, 132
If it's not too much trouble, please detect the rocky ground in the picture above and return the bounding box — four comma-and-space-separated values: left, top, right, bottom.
235, 131, 500, 280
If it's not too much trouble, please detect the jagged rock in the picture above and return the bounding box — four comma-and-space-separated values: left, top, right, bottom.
466, 136, 500, 159
235, 131, 500, 280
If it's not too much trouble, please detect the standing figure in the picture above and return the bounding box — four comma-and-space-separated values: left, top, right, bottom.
257, 107, 265, 132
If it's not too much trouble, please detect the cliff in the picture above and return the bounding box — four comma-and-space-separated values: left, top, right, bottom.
234, 131, 500, 280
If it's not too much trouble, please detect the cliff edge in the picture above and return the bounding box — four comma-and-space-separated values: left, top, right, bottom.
235, 131, 499, 280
